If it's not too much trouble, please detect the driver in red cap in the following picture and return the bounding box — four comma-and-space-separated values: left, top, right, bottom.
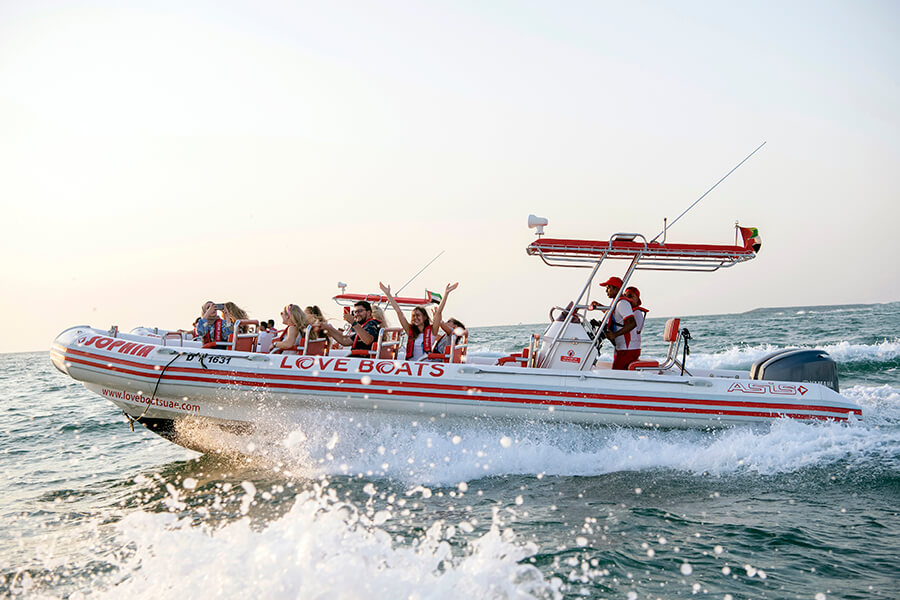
590, 276, 640, 369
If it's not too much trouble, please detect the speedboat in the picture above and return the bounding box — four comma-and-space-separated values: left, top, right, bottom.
50, 217, 862, 451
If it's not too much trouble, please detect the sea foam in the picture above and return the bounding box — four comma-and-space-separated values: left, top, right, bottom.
686, 338, 900, 371
96, 486, 552, 600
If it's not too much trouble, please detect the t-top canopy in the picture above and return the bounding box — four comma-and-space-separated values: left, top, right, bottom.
526, 229, 759, 271
333, 292, 436, 307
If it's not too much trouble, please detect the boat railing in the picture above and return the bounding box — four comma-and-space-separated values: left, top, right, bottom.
448, 332, 468, 363
162, 332, 187, 347
377, 327, 404, 360
526, 231, 756, 272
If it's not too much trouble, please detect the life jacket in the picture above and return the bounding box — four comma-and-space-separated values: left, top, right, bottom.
607, 297, 638, 350
201, 318, 225, 347
351, 319, 379, 351
405, 327, 433, 360
607, 298, 632, 331
623, 297, 649, 334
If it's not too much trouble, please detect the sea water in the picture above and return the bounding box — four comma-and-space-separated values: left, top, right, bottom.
2, 303, 898, 599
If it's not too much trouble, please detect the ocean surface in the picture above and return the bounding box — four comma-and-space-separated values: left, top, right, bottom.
2, 303, 899, 599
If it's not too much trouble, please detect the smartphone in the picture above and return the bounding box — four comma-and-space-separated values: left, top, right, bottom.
343, 306, 351, 317
214, 303, 225, 310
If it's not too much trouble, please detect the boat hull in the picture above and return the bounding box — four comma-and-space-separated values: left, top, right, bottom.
50, 327, 863, 448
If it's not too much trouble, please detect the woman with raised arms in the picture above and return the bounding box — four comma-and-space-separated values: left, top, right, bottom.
379, 281, 457, 361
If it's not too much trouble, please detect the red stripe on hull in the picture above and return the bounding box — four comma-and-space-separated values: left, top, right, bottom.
53, 346, 857, 421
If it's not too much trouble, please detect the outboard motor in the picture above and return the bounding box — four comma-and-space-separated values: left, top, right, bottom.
750, 349, 839, 392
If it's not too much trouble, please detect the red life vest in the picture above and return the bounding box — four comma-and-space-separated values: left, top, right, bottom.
201, 318, 225, 347
624, 297, 649, 334
351, 319, 379, 351
607, 298, 634, 330
607, 297, 637, 348
405, 327, 433, 360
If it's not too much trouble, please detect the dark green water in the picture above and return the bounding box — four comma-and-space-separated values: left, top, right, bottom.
2, 303, 898, 598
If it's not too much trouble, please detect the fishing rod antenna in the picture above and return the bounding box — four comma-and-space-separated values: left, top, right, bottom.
395, 250, 445, 296
651, 142, 766, 243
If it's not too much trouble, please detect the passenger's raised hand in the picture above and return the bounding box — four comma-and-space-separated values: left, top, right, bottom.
445, 282, 459, 294
379, 281, 392, 296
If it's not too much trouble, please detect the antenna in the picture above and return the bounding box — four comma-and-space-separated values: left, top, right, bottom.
651, 142, 766, 243
528, 214, 548, 236
395, 251, 445, 296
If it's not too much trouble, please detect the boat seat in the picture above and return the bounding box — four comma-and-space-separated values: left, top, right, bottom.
297, 325, 328, 355
349, 327, 402, 359
228, 320, 259, 352
427, 332, 469, 363
378, 327, 403, 359
628, 360, 660, 370
498, 346, 529, 367
302, 338, 329, 356
629, 318, 686, 373
449, 332, 468, 363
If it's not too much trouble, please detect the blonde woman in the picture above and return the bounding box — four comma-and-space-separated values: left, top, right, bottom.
223, 302, 250, 334
271, 304, 310, 354
371, 305, 389, 327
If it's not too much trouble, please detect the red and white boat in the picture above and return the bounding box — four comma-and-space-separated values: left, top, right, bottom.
50, 218, 862, 451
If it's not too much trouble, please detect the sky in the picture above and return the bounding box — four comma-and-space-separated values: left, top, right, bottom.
1, 0, 898, 353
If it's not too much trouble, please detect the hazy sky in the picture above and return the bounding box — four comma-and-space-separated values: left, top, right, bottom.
1, 0, 898, 353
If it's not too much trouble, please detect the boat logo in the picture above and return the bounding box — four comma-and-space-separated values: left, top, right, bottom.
560, 349, 581, 364
280, 355, 446, 378
727, 381, 808, 396
76, 335, 155, 358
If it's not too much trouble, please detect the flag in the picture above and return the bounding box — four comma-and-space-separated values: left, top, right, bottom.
739, 226, 762, 253
426, 290, 442, 304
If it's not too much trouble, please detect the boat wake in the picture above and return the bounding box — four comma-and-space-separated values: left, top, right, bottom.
80, 483, 552, 600
168, 382, 900, 487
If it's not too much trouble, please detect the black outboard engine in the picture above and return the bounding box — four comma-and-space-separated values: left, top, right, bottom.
750, 349, 839, 392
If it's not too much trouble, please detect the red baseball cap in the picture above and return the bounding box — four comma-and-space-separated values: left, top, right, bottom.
624, 286, 641, 305
599, 276, 623, 288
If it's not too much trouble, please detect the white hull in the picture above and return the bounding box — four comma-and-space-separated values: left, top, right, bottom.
50, 326, 863, 449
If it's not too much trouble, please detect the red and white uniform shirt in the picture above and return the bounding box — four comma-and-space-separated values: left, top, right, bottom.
630, 307, 648, 350
610, 299, 639, 351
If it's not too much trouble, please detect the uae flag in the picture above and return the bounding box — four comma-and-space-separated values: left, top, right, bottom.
739, 226, 762, 252
426, 290, 442, 304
